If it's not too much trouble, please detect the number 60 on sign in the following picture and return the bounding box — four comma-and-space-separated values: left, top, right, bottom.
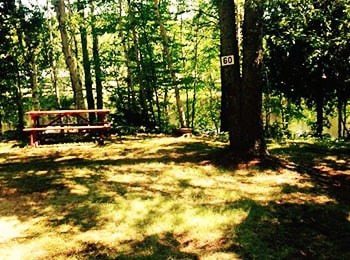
221, 55, 234, 66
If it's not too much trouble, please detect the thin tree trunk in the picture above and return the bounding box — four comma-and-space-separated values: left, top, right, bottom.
343, 99, 348, 137
17, 0, 40, 111
191, 41, 199, 129
90, 1, 103, 110
118, 1, 136, 112
337, 89, 343, 138
15, 61, 25, 134
315, 90, 324, 137
128, 0, 150, 127
67, 0, 83, 92
141, 27, 163, 131
180, 13, 190, 128
0, 114, 2, 136
30, 53, 40, 111
154, 0, 186, 128
78, 0, 95, 123
53, 0, 85, 109
15, 0, 30, 133
47, 0, 61, 109
209, 76, 220, 133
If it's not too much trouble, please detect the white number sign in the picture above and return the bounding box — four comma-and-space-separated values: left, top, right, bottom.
221, 55, 234, 66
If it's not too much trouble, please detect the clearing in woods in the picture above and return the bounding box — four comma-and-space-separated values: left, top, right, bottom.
0, 136, 349, 259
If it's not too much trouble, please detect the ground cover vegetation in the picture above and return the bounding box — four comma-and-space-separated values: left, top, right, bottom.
0, 137, 350, 259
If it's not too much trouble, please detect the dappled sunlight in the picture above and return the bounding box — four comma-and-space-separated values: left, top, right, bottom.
278, 192, 336, 204
64, 181, 90, 195
75, 196, 249, 257
0, 138, 350, 258
0, 216, 28, 243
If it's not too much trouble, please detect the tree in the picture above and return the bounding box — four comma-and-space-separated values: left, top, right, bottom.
0, 0, 19, 133
0, 0, 44, 134
90, 1, 103, 111
218, 0, 266, 155
46, 0, 61, 109
53, 0, 85, 109
263, 0, 350, 138
218, 0, 240, 133
78, 0, 95, 122
154, 0, 186, 128
240, 0, 265, 153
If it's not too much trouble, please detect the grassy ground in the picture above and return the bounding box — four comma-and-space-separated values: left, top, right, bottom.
0, 136, 349, 259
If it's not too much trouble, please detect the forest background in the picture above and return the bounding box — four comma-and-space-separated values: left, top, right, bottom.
0, 0, 349, 141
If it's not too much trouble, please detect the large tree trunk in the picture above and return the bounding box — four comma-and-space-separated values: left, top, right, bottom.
237, 0, 265, 155
218, 0, 241, 133
218, 0, 265, 155
53, 0, 85, 109
154, 0, 186, 128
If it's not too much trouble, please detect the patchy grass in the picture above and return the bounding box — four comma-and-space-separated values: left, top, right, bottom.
0, 137, 350, 259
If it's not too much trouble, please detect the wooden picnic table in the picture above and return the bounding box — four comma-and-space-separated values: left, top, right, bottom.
23, 109, 110, 147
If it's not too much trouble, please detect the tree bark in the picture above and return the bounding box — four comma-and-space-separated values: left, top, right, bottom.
315, 88, 324, 137
90, 1, 103, 110
118, 1, 136, 113
0, 114, 2, 136
47, 0, 61, 109
238, 0, 265, 154
218, 0, 265, 155
30, 53, 40, 111
218, 0, 241, 133
140, 24, 163, 130
53, 0, 85, 109
78, 0, 95, 122
128, 0, 150, 127
15, 62, 25, 134
337, 87, 343, 138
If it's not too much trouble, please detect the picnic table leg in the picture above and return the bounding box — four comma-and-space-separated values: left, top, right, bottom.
98, 132, 105, 145
29, 131, 39, 147
29, 132, 35, 147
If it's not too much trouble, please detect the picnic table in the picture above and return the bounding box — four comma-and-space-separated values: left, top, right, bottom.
23, 109, 110, 147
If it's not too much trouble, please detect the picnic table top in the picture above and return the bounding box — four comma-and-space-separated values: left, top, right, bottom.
26, 109, 110, 116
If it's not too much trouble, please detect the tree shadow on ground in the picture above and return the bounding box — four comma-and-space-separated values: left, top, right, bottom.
0, 153, 109, 231
1, 138, 350, 259
232, 199, 350, 259
270, 141, 350, 204
0, 139, 221, 236
229, 141, 350, 259
116, 233, 198, 260
51, 233, 198, 259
